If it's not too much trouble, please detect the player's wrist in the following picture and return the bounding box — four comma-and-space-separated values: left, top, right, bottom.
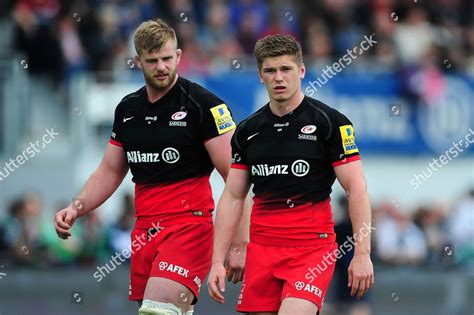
230, 238, 249, 247
212, 255, 226, 266
354, 248, 371, 256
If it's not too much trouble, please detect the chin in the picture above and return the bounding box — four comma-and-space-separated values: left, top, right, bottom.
273, 94, 288, 102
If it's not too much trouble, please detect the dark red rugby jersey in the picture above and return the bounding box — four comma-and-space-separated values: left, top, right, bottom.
231, 96, 360, 246
110, 76, 236, 220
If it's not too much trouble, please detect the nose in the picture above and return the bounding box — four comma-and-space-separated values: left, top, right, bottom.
156, 59, 167, 72
274, 70, 284, 82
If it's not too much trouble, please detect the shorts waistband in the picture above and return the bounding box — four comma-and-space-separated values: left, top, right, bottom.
250, 232, 336, 247
134, 210, 213, 229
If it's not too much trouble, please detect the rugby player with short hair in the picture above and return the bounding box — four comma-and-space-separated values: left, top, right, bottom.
208, 34, 374, 314
54, 19, 250, 315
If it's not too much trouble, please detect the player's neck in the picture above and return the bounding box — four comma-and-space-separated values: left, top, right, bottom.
146, 74, 179, 103
269, 90, 305, 117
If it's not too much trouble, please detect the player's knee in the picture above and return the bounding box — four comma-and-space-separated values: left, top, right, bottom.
138, 299, 183, 315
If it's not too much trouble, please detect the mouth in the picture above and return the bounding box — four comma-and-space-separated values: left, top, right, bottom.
154, 74, 169, 80
274, 86, 286, 93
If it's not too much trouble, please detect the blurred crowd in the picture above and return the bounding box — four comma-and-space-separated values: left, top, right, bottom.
1, 0, 473, 85
0, 188, 473, 269
0, 192, 135, 268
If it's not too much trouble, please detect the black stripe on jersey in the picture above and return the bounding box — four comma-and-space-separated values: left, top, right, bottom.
118, 86, 144, 106
306, 99, 333, 142
234, 106, 267, 151
179, 85, 204, 126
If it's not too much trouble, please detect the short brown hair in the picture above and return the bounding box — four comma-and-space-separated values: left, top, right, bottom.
254, 34, 303, 70
134, 19, 177, 56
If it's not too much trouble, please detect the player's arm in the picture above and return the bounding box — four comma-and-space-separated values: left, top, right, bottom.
54, 143, 129, 239
334, 160, 374, 299
205, 130, 251, 283
207, 168, 250, 304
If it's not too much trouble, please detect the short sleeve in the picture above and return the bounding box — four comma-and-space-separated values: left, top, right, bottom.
110, 106, 123, 147
324, 111, 360, 167
230, 124, 249, 170
199, 92, 236, 140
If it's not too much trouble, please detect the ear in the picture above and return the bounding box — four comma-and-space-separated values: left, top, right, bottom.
135, 55, 142, 69
300, 63, 305, 80
258, 70, 264, 84
176, 49, 182, 65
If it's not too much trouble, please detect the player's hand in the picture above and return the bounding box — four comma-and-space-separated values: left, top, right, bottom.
348, 253, 374, 299
207, 263, 227, 304
54, 206, 78, 239
225, 243, 247, 284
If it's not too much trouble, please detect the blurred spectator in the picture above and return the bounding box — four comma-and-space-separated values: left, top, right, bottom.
393, 7, 436, 66
448, 189, 474, 267
4, 192, 45, 266
77, 211, 107, 266
414, 204, 449, 265
41, 201, 83, 266
333, 196, 371, 315
375, 203, 428, 266
58, 15, 87, 79
231, 0, 269, 53
12, 2, 64, 83
106, 193, 135, 262
304, 18, 333, 71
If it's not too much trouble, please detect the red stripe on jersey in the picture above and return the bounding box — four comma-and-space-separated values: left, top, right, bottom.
250, 197, 335, 246
331, 155, 360, 167
231, 163, 250, 170
134, 175, 214, 223
109, 138, 123, 147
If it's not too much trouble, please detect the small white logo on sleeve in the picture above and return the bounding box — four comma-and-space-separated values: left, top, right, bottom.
301, 125, 317, 134
171, 111, 187, 120
123, 116, 134, 123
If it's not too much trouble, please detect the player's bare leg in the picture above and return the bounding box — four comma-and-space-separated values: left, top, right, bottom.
139, 277, 194, 314
278, 297, 318, 315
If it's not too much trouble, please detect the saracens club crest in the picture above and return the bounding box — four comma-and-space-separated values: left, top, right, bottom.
170, 111, 187, 127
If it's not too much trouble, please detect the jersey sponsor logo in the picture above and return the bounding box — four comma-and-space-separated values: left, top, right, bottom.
251, 160, 310, 177
339, 125, 359, 155
123, 116, 134, 123
127, 151, 160, 163
274, 122, 289, 128
169, 111, 187, 126
126, 147, 180, 164
169, 121, 187, 127
158, 261, 189, 278
291, 159, 310, 177
210, 104, 235, 134
145, 116, 158, 121
294, 281, 322, 298
298, 134, 318, 141
171, 111, 187, 120
162, 147, 180, 164
251, 164, 289, 176
301, 125, 317, 134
